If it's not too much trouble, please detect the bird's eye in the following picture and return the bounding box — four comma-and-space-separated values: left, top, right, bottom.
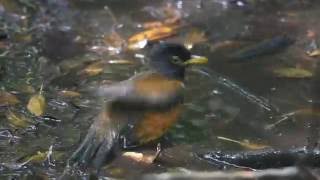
171, 56, 182, 65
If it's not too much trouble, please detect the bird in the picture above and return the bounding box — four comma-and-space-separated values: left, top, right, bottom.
68, 43, 208, 170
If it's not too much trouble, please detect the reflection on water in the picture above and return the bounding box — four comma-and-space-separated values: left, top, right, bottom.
1, 0, 320, 179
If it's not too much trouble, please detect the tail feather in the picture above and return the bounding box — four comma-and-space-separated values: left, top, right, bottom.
68, 111, 119, 170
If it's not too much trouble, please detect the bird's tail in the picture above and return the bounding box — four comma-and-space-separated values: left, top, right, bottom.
68, 110, 119, 170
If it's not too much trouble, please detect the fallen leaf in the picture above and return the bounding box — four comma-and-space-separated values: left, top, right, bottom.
307, 49, 320, 57
142, 17, 180, 29
20, 150, 65, 164
122, 151, 156, 164
128, 26, 177, 50
217, 136, 269, 150
142, 21, 165, 29
58, 90, 81, 98
27, 91, 46, 116
27, 151, 47, 163
6, 110, 31, 128
80, 61, 106, 76
107, 59, 134, 64
272, 67, 313, 78
0, 91, 20, 106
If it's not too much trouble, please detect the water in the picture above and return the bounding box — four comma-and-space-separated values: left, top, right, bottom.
0, 0, 320, 179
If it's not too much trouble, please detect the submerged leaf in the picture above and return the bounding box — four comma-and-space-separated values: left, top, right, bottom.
272, 67, 313, 78
27, 94, 46, 116
6, 110, 31, 128
217, 136, 269, 150
0, 91, 20, 106
28, 151, 47, 163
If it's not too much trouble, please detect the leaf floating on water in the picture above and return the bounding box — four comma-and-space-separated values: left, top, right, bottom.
80, 61, 105, 76
6, 110, 31, 128
0, 91, 20, 106
128, 26, 178, 50
122, 151, 156, 164
107, 59, 134, 64
27, 88, 46, 116
28, 151, 47, 163
58, 90, 81, 98
20, 150, 65, 164
272, 67, 313, 78
217, 136, 269, 150
306, 49, 320, 57
184, 29, 207, 49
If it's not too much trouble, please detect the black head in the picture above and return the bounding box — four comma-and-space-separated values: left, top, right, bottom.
149, 43, 191, 80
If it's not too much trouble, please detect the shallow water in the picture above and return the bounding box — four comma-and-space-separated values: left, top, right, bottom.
1, 0, 320, 179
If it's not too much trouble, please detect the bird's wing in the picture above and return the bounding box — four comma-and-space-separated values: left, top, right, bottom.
96, 72, 185, 110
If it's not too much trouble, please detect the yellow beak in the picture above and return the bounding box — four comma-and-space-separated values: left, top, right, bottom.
183, 55, 208, 66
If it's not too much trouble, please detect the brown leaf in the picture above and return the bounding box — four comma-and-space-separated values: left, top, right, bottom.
80, 61, 106, 76
128, 26, 178, 50
0, 91, 20, 106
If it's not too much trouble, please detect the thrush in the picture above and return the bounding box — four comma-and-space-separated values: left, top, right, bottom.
68, 43, 208, 170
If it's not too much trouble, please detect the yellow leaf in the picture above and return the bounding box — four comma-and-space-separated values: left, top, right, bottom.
6, 110, 31, 128
21, 150, 65, 164
0, 91, 20, 106
28, 151, 47, 163
272, 67, 313, 78
27, 94, 46, 116
217, 136, 269, 150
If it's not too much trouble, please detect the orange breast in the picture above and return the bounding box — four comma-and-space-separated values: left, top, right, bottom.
134, 73, 184, 99
134, 105, 182, 144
